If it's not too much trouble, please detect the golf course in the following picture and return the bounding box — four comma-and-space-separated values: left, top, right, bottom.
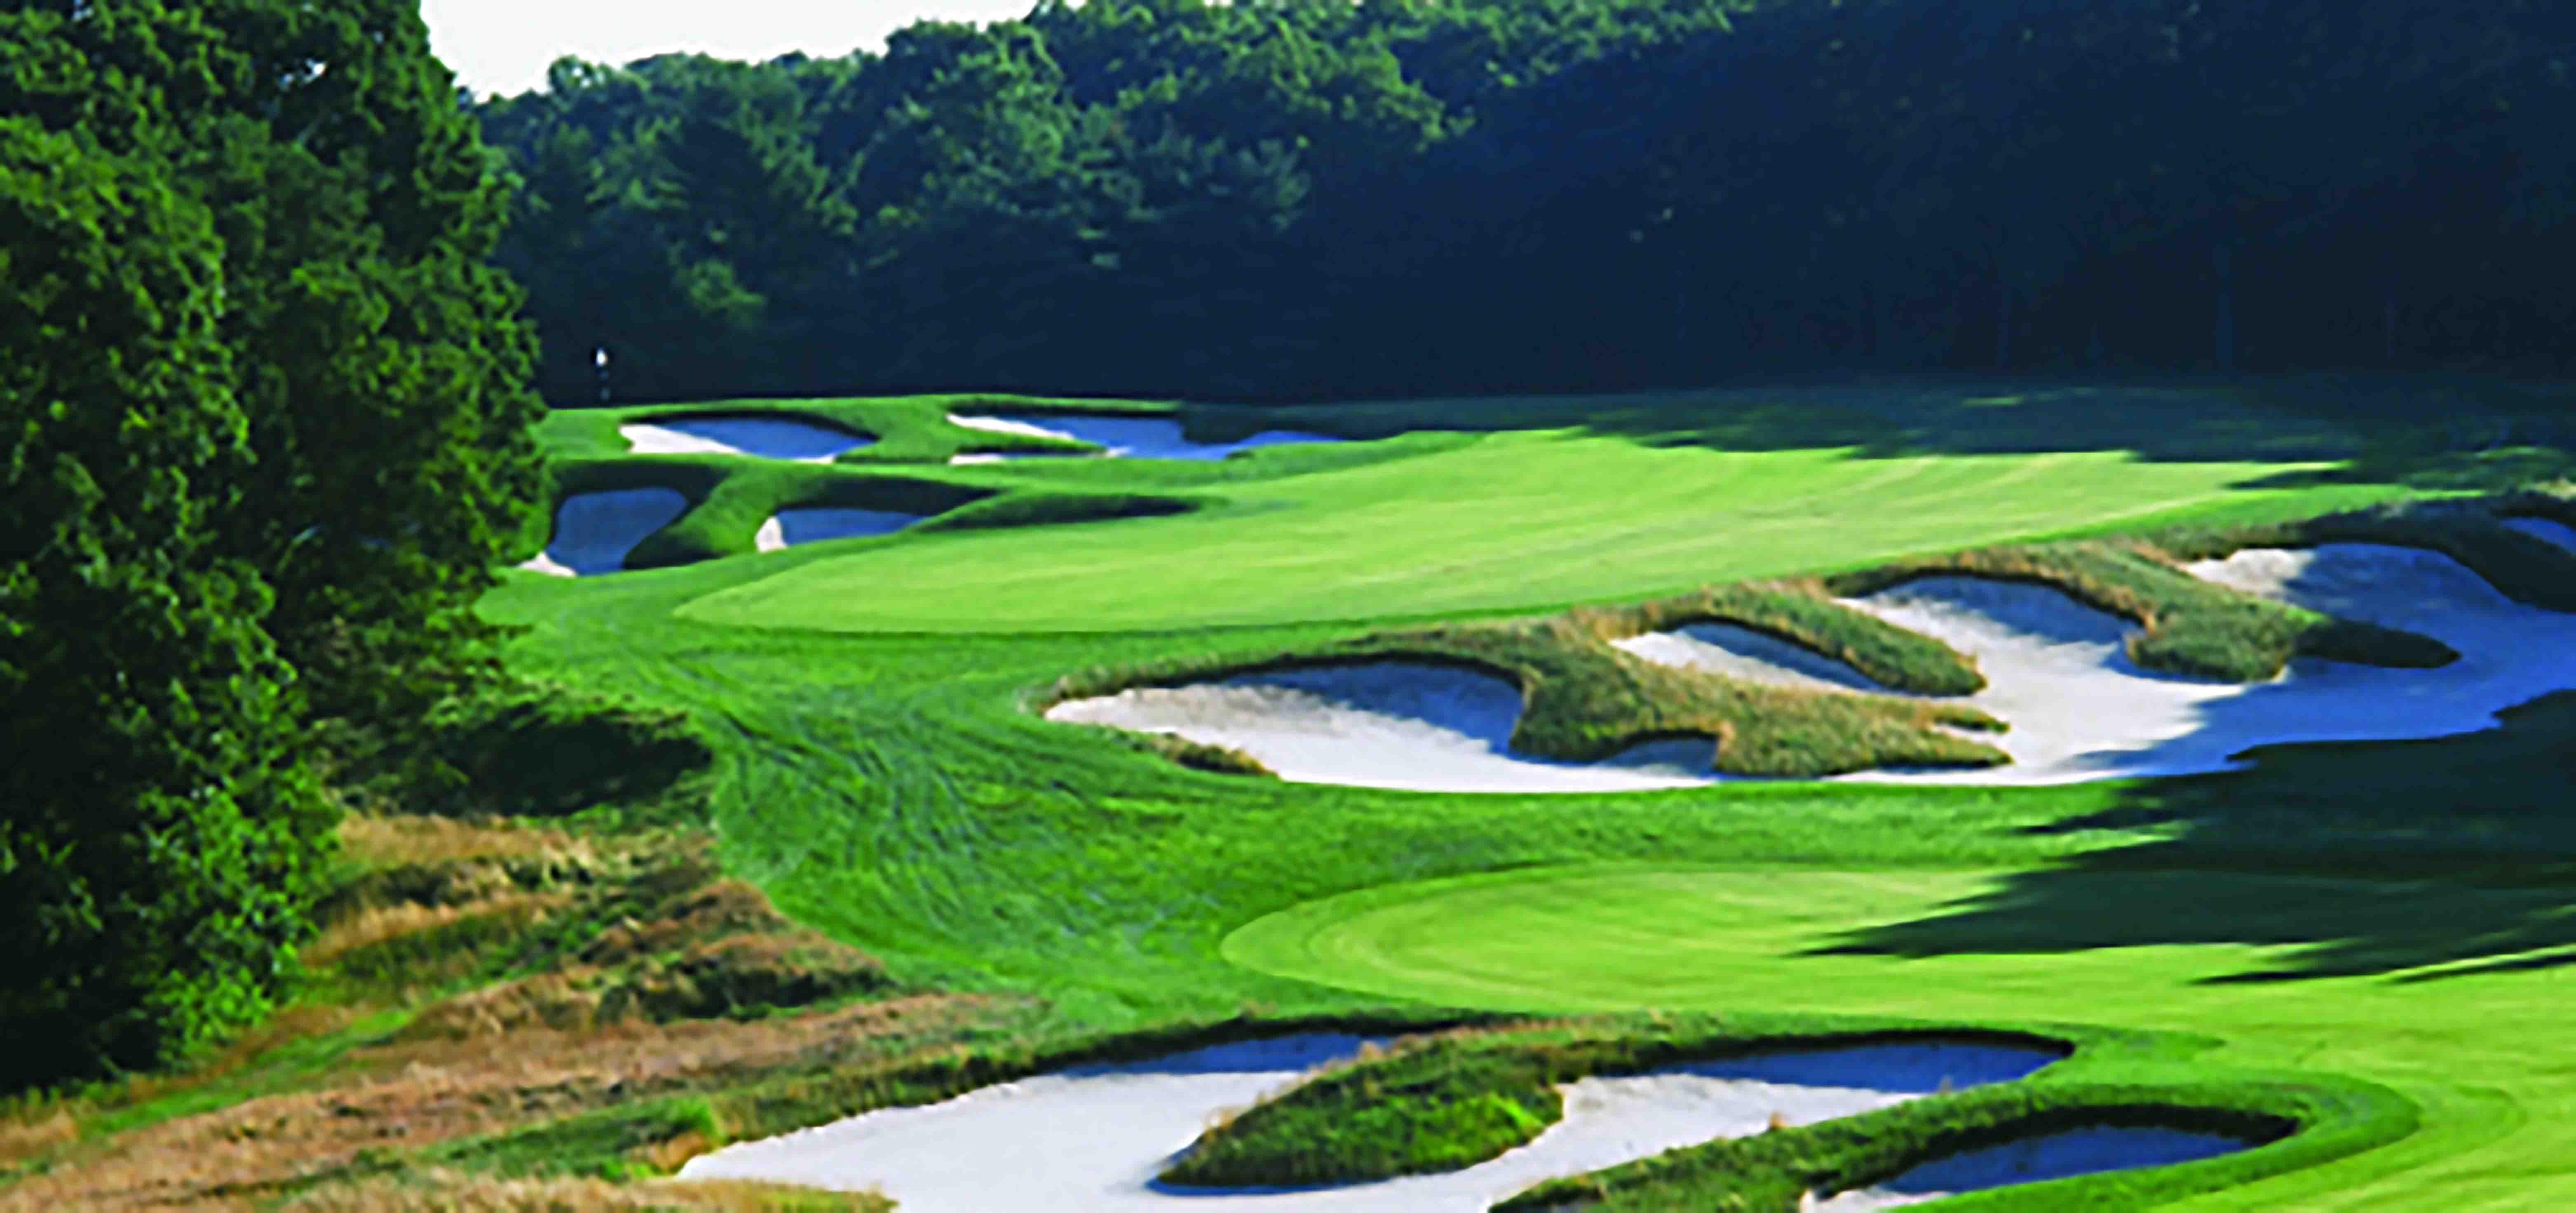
474, 379, 2576, 1206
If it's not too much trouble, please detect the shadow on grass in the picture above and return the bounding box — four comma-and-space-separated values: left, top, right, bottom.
1809, 693, 2576, 984
1279, 372, 2576, 490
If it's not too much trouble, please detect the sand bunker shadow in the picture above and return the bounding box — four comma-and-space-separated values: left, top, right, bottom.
950, 413, 1340, 461
1814, 1126, 2250, 1210
1048, 661, 1720, 793
680, 1034, 2062, 1211
521, 487, 690, 576
755, 508, 923, 552
621, 414, 874, 462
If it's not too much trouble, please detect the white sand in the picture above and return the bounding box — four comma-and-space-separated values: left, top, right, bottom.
677, 1036, 2058, 1212
1811, 1126, 2247, 1210
516, 487, 688, 576
753, 508, 922, 553
620, 416, 870, 463
1613, 623, 1887, 694
1834, 548, 2576, 784
2503, 515, 2576, 551
1046, 663, 1721, 793
948, 413, 1340, 461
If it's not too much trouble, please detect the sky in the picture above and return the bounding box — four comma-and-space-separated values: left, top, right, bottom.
421, 0, 1038, 98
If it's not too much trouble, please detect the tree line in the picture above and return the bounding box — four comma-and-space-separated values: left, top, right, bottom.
479, 0, 2576, 406
2, 0, 541, 1088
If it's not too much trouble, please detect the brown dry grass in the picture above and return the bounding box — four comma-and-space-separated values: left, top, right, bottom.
0, 994, 993, 1211
337, 815, 584, 872
307, 896, 567, 969
282, 1170, 892, 1211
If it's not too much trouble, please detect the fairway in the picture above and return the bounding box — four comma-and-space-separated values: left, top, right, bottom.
1226, 865, 2576, 1209
678, 434, 2367, 632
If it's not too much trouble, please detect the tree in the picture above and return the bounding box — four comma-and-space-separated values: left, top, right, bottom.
0, 117, 334, 1087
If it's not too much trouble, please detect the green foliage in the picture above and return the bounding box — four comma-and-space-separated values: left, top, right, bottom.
479, 1, 2576, 399
1588, 581, 1987, 696
0, 116, 335, 1088
0, 0, 544, 1090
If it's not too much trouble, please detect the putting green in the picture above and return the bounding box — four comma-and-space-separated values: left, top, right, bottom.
678, 433, 2363, 633
1225, 864, 2576, 1209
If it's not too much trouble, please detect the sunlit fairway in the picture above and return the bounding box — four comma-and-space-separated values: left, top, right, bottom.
678, 434, 2389, 632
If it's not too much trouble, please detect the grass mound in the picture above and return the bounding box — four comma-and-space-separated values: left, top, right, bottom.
1497, 1074, 2399, 1211
1578, 581, 1986, 696
1161, 1017, 2068, 1188
2147, 493, 2576, 614
1823, 539, 2457, 682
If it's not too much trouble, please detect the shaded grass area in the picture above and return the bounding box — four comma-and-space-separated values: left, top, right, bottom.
1163, 1014, 2077, 1188
1500, 1072, 2405, 1211
1044, 609, 2008, 778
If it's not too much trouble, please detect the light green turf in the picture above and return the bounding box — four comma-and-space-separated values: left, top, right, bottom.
1225, 865, 2572, 1211
679, 435, 2399, 632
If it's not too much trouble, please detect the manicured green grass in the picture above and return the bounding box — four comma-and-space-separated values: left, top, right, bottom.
401, 377, 2576, 1209
680, 437, 2414, 632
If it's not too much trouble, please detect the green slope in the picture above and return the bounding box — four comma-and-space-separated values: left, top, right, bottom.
679, 434, 2396, 633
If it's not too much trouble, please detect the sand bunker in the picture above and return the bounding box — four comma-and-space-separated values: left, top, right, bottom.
948, 413, 1339, 461
1833, 551, 2576, 783
1046, 663, 1719, 793
620, 416, 871, 462
1613, 624, 1886, 694
2503, 515, 2576, 552
753, 508, 921, 552
677, 1035, 2058, 1211
516, 487, 688, 577
1812, 1125, 2249, 1210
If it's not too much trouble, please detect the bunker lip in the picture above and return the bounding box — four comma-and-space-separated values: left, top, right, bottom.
1045, 660, 1722, 794
754, 508, 924, 553
1812, 1124, 2256, 1210
619, 412, 875, 462
522, 486, 690, 576
1612, 622, 1890, 695
947, 411, 1343, 461
677, 1034, 2062, 1211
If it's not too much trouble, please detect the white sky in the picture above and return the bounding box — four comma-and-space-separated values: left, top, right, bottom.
422, 0, 1041, 98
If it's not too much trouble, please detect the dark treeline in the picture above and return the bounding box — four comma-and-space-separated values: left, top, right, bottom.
480, 0, 2576, 405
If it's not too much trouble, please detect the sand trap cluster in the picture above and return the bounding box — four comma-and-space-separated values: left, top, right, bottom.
620, 416, 872, 462
947, 413, 1340, 462
517, 487, 689, 577
677, 1035, 2059, 1211
753, 508, 922, 552
1046, 663, 1718, 793
1812, 1125, 2249, 1209
1060, 544, 2576, 790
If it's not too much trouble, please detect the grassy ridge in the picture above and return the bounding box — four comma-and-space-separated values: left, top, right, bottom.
1574, 581, 1986, 695
1821, 540, 2458, 682
1161, 1015, 2078, 1188
1498, 1073, 2409, 1211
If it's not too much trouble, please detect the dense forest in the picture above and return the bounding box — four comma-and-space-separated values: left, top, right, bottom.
1, 0, 542, 1087
480, 0, 2576, 405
